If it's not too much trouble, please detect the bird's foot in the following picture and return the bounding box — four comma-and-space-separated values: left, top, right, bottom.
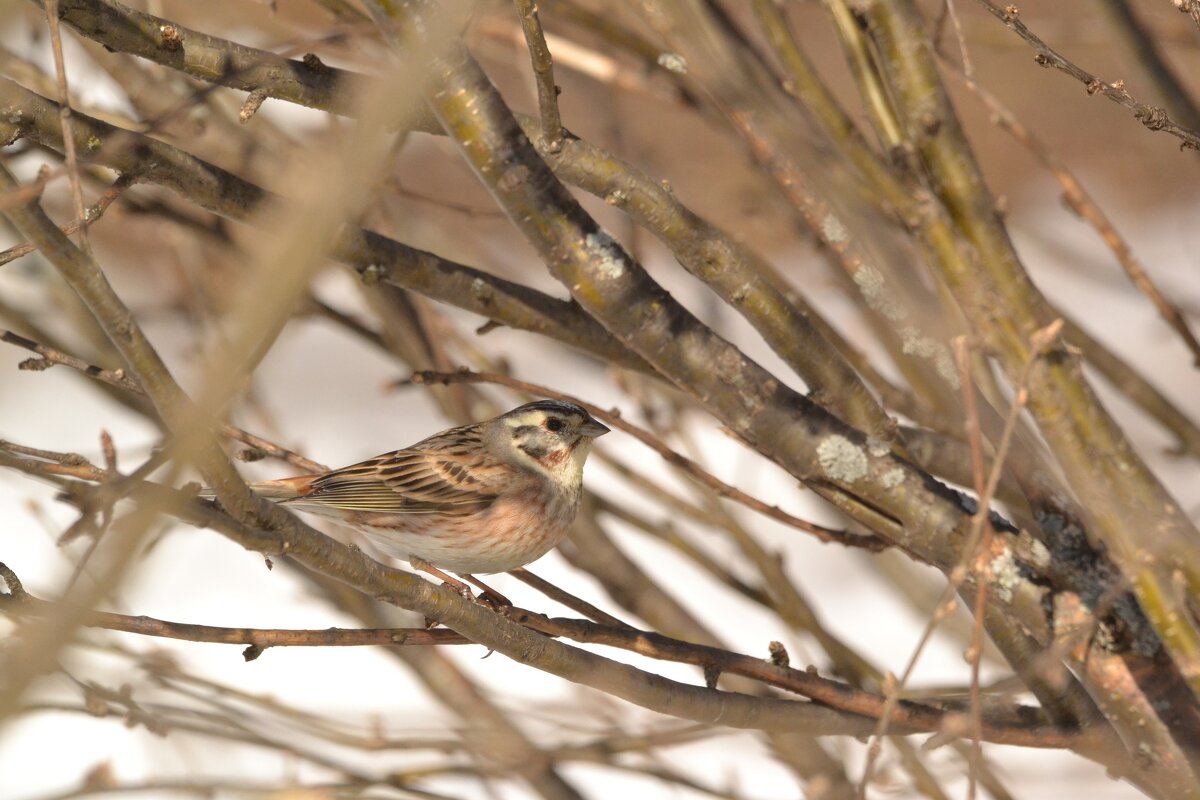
476, 590, 513, 616
459, 573, 512, 614
409, 558, 511, 615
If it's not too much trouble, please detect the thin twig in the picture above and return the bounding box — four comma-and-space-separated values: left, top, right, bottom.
509, 567, 633, 628
954, 337, 991, 800
0, 589, 470, 649
1, 330, 324, 472
0, 175, 132, 268
513, 0, 564, 152
943, 0, 974, 79
974, 0, 1200, 150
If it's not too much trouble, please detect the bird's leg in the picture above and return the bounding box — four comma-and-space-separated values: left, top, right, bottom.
409, 556, 475, 602
408, 558, 511, 615
458, 573, 512, 611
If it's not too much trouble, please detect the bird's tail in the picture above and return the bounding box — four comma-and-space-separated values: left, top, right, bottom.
198, 475, 318, 502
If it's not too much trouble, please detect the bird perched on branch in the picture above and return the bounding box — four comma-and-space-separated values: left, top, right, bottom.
227, 400, 609, 605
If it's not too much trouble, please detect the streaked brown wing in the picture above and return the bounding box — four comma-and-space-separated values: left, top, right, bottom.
289, 446, 500, 516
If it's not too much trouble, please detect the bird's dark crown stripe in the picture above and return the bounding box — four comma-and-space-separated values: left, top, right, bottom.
509, 399, 588, 417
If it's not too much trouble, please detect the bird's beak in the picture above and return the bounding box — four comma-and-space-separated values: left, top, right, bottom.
581, 418, 610, 438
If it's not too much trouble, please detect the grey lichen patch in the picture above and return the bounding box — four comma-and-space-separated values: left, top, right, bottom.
496, 164, 530, 193
1094, 622, 1117, 652
1029, 539, 1051, 569
657, 53, 688, 74
866, 437, 890, 457
900, 326, 960, 388
359, 263, 385, 286
817, 435, 868, 483
880, 467, 905, 490
1135, 741, 1156, 767
470, 277, 494, 301
820, 213, 848, 244
934, 347, 960, 388
854, 265, 906, 322
989, 547, 1021, 603
584, 231, 625, 281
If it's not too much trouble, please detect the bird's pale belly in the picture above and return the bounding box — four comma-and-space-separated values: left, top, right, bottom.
307, 486, 580, 574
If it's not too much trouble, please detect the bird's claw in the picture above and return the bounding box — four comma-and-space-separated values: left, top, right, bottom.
437, 581, 510, 615
477, 590, 513, 616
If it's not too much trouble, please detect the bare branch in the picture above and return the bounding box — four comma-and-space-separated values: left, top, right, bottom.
973, 0, 1200, 150
513, 0, 564, 152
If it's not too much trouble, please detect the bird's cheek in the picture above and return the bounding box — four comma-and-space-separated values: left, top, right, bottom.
540, 448, 569, 469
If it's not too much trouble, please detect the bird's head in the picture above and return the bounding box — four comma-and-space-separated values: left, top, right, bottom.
491, 400, 609, 479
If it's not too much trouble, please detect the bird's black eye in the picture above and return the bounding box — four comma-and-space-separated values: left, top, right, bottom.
545, 417, 564, 432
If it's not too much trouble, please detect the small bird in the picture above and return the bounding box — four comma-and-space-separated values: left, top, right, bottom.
236, 400, 609, 603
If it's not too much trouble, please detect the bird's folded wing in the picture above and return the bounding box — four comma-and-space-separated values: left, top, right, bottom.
291, 451, 500, 515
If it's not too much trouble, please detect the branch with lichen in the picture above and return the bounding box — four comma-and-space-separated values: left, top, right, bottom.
849, 0, 1200, 781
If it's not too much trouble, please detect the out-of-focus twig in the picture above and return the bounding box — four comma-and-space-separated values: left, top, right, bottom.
1, 330, 323, 472
42, 0, 93, 256
0, 174, 131, 268
0, 78, 649, 373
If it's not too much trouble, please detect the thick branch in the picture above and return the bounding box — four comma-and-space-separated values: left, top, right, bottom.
857, 0, 1200, 784
32, 0, 439, 131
